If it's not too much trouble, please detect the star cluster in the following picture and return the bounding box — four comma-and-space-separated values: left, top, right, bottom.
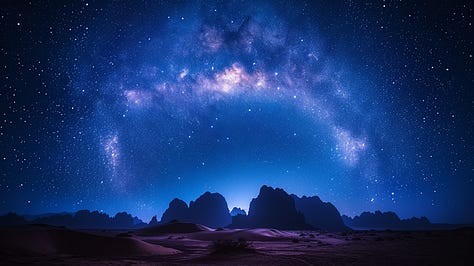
0, 1, 472, 223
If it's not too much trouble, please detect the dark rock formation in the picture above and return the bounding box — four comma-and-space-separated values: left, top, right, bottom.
74, 210, 110, 228
0, 212, 27, 226
159, 192, 231, 228
133, 216, 145, 225
148, 215, 159, 226
111, 212, 134, 229
189, 192, 232, 228
230, 185, 312, 230
341, 214, 352, 226
230, 207, 247, 216
10, 210, 137, 229
160, 198, 189, 224
343, 211, 433, 230
292, 195, 349, 231
33, 213, 75, 227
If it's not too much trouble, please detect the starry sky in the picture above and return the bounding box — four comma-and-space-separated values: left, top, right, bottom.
1, 1, 473, 224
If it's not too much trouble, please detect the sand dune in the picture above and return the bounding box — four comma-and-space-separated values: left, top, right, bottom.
137, 222, 212, 235
136, 222, 298, 241
0, 224, 179, 257
187, 228, 298, 241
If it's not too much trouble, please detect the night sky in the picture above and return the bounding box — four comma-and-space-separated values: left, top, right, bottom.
1, 1, 473, 224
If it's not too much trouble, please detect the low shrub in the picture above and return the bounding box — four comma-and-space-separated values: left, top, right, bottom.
210, 238, 254, 254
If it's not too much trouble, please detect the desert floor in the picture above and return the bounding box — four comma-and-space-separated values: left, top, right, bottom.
1, 226, 473, 265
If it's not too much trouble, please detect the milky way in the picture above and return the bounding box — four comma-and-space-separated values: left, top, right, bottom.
88, 1, 373, 208
1, 1, 472, 223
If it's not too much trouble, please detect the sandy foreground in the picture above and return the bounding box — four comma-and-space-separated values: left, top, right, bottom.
0, 224, 473, 265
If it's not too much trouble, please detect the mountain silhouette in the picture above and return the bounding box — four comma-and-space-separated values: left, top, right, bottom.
111, 212, 135, 229
292, 195, 350, 231
159, 192, 231, 228
0, 212, 26, 226
342, 211, 432, 230
1, 186, 452, 231
32, 213, 75, 227
230, 185, 312, 230
160, 198, 189, 224
133, 216, 146, 227
148, 215, 159, 226
230, 207, 246, 216
189, 192, 232, 228
9, 210, 140, 229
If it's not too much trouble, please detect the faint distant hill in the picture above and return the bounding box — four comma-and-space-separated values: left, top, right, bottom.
0, 210, 145, 229
22, 212, 73, 221
230, 207, 246, 216
292, 195, 350, 231
159, 192, 231, 228
0, 212, 27, 226
342, 211, 459, 230
230, 185, 312, 230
